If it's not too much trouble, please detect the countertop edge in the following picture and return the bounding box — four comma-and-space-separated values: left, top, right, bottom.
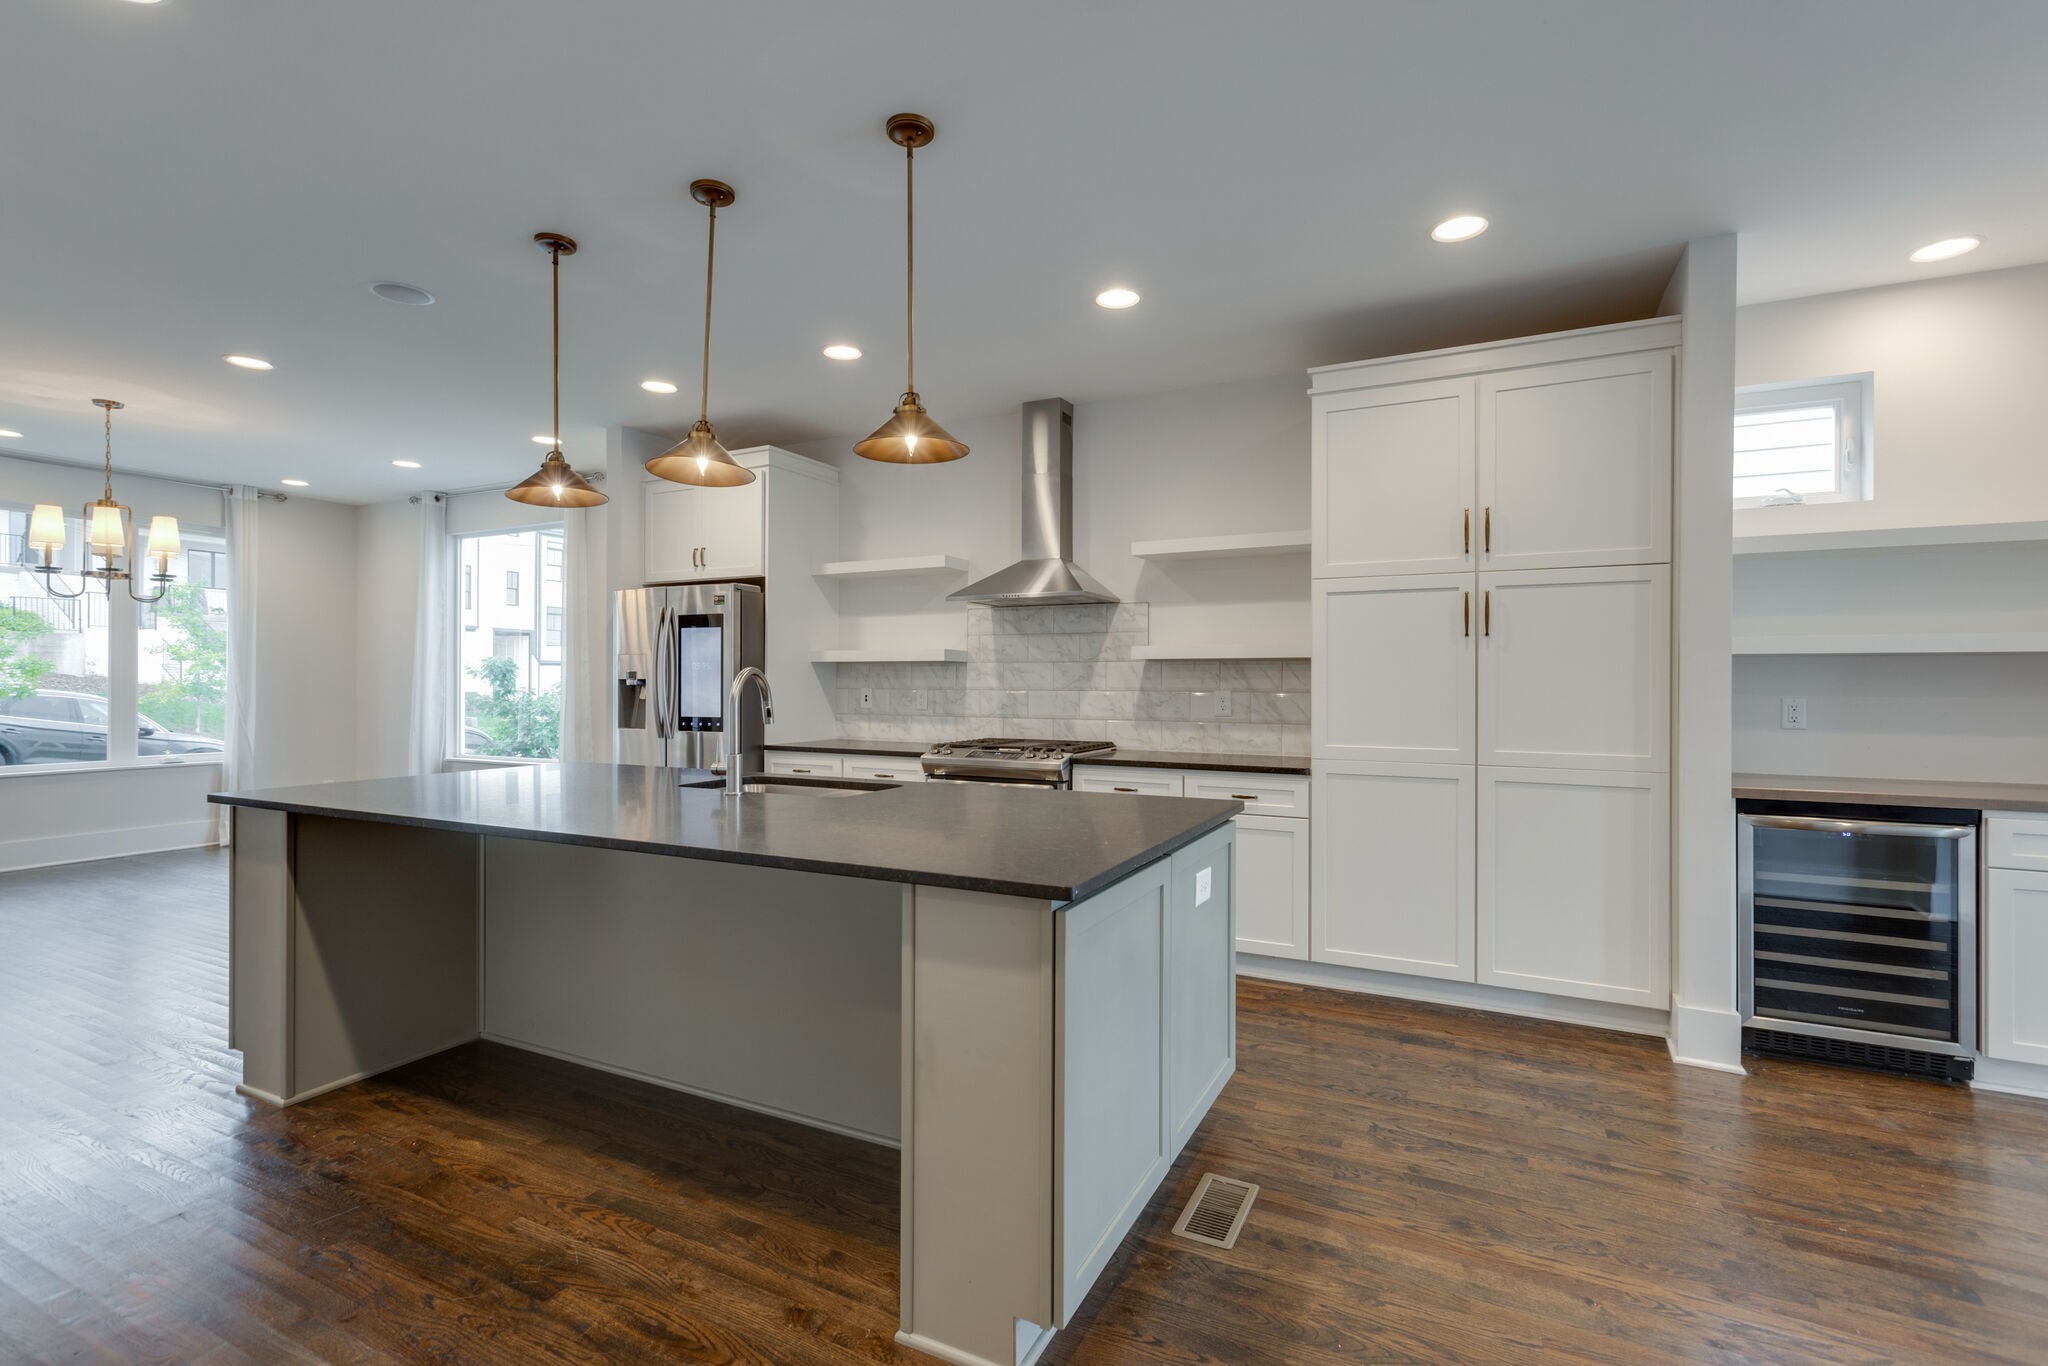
206, 790, 1242, 902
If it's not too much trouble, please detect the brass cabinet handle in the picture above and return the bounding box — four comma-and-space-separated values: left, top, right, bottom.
791, 767, 812, 774
1464, 507, 1471, 555
1484, 590, 1492, 637
1230, 793, 1260, 801
1463, 590, 1470, 637
1483, 506, 1491, 554
1113, 786, 1138, 793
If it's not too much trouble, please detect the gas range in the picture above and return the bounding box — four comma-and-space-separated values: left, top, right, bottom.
919, 737, 1116, 787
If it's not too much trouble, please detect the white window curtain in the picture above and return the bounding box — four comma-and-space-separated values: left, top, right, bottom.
224, 485, 261, 791
559, 495, 611, 764
407, 494, 451, 774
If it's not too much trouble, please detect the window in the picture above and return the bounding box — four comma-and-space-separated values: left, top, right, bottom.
1734, 374, 1872, 507
0, 503, 227, 767
544, 541, 564, 583
455, 525, 564, 759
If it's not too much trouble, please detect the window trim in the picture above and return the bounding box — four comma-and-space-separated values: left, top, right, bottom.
1733, 372, 1874, 509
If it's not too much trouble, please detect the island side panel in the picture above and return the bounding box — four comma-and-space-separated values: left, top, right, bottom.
1166, 823, 1238, 1152
479, 837, 904, 1145
289, 816, 481, 1101
229, 806, 292, 1104
900, 885, 1058, 1366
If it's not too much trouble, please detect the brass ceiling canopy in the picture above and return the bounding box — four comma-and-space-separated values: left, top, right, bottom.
646, 179, 756, 488
854, 112, 968, 466
508, 231, 608, 509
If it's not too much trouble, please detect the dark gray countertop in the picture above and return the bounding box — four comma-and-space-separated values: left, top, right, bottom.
764, 738, 1309, 777
1734, 773, 2048, 814
208, 762, 1240, 902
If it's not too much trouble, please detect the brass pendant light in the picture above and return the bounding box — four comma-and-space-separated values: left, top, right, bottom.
507, 231, 608, 508
646, 180, 754, 488
854, 113, 968, 465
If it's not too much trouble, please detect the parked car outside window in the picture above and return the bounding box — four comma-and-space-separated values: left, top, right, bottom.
0, 689, 226, 765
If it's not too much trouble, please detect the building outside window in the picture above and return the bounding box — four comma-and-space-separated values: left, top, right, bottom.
0, 505, 229, 767
455, 526, 565, 759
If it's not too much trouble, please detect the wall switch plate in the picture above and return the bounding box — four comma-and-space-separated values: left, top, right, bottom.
859, 688, 874, 712
1782, 696, 1807, 730
908, 688, 929, 713
1211, 689, 1233, 718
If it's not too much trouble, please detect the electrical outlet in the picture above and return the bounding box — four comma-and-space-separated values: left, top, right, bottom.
1211, 689, 1233, 718
909, 688, 929, 713
859, 687, 874, 712
1782, 696, 1807, 730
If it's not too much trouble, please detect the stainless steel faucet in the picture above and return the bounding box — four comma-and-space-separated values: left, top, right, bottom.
725, 667, 774, 797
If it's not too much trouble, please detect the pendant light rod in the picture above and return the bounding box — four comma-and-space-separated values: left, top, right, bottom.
96, 398, 121, 500
645, 181, 753, 489
690, 179, 736, 424
550, 238, 562, 451
508, 233, 605, 508
887, 113, 934, 401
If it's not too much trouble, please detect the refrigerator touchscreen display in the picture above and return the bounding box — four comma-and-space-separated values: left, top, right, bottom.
676, 615, 725, 730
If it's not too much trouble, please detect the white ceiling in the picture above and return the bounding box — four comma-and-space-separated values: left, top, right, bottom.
5, 0, 2046, 503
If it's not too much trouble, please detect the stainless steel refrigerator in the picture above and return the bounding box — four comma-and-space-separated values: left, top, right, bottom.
614, 582, 765, 773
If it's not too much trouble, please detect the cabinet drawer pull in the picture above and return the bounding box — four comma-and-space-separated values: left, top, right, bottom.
790, 767, 812, 774
1484, 589, 1492, 637
871, 772, 896, 779
1113, 786, 1138, 793
1230, 793, 1261, 801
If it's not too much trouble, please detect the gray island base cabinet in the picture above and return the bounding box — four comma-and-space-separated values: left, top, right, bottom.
217, 771, 1237, 1366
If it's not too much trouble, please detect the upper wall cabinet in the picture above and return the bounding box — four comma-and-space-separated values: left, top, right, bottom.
643, 446, 838, 586
1310, 319, 1679, 580
1477, 353, 1672, 571
1313, 378, 1475, 578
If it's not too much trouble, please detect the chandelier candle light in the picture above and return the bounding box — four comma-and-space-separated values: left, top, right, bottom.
646, 179, 755, 488
507, 232, 608, 508
29, 398, 179, 602
853, 113, 968, 465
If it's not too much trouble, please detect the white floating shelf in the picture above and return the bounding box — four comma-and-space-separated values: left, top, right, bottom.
1734, 520, 2048, 556
812, 647, 969, 664
1734, 632, 2048, 656
1131, 530, 1312, 561
1130, 643, 1311, 661
814, 554, 969, 580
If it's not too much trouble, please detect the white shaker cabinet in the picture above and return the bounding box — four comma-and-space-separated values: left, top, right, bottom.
1476, 767, 1669, 1008
1231, 814, 1309, 961
1312, 761, 1475, 981
1477, 565, 1671, 772
1476, 351, 1672, 572
1985, 813, 2048, 1067
1313, 378, 1475, 578
1313, 574, 1475, 764
644, 478, 765, 583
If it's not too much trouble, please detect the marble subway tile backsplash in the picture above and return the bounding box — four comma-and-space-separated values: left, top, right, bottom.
829, 603, 1310, 755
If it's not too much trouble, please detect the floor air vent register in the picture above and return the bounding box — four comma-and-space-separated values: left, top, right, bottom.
1172, 1173, 1259, 1250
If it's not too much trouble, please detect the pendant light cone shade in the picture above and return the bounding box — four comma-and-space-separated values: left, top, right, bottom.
508, 232, 608, 508
648, 179, 756, 488
857, 113, 967, 465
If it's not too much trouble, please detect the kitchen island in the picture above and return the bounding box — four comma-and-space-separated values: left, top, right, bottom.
210, 763, 1240, 1366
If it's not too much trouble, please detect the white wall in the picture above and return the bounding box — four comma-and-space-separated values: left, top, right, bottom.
1735, 261, 2048, 535
791, 373, 1311, 655
1733, 262, 2048, 784
248, 495, 360, 789
355, 498, 421, 780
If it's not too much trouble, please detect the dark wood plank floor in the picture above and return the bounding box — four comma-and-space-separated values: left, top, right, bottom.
4, 848, 2047, 1363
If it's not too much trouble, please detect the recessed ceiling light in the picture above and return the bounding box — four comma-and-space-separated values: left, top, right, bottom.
1094, 288, 1140, 310
822, 344, 863, 361
1909, 236, 1981, 263
640, 379, 679, 394
391, 459, 422, 469
223, 354, 273, 370
0, 429, 21, 441
1430, 215, 1489, 243
369, 281, 436, 306
531, 434, 558, 445
281, 478, 309, 487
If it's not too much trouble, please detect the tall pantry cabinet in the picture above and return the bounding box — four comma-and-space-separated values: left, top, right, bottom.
1309, 320, 1677, 1010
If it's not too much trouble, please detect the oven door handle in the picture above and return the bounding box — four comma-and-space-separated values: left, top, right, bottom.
1743, 814, 1975, 840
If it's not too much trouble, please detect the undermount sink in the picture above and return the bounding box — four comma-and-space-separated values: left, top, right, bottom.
682, 774, 896, 797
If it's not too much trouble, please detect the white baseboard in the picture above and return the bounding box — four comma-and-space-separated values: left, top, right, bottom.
0, 816, 223, 873
1973, 1057, 2048, 1102
1235, 954, 1669, 1038
1667, 1002, 1747, 1074
894, 1324, 1055, 1366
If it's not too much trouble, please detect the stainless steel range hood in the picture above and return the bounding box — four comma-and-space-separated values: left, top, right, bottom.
949, 398, 1117, 606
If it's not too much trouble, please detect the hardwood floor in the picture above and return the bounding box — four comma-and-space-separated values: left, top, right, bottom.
3, 848, 2047, 1363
